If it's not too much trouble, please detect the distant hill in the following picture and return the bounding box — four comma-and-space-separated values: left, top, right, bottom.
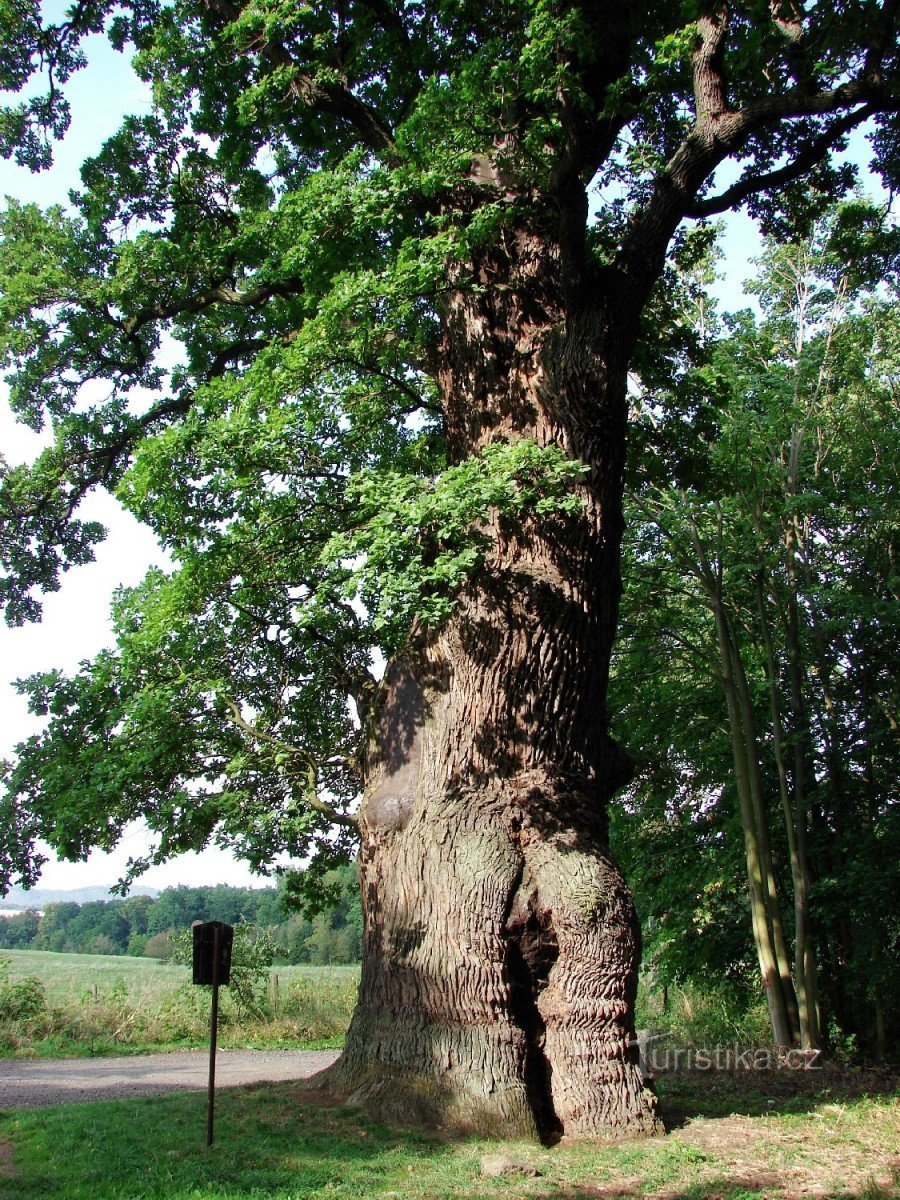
1, 885, 159, 910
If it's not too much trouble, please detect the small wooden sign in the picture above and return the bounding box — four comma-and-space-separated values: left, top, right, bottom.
192, 920, 233, 986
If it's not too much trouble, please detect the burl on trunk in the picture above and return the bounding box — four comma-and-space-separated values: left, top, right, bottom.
328, 227, 659, 1139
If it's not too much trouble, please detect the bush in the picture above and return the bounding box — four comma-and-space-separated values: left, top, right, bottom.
277, 971, 358, 1042
144, 932, 176, 960
171, 923, 276, 1021
636, 979, 772, 1050
88, 934, 122, 956
0, 957, 47, 1023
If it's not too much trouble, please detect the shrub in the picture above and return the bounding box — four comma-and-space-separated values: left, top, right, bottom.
145, 932, 176, 960
0, 957, 47, 1023
88, 934, 122, 956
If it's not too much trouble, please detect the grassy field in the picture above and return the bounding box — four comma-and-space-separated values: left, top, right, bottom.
1, 949, 191, 1005
0, 1069, 897, 1199
0, 950, 359, 1057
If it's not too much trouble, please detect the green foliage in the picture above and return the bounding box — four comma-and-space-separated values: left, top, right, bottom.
0, 956, 46, 1023
143, 932, 175, 960
325, 440, 587, 649
636, 980, 773, 1051
0, 907, 39, 948
612, 202, 900, 1054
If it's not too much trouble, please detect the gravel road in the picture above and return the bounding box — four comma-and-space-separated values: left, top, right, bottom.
0, 1048, 340, 1108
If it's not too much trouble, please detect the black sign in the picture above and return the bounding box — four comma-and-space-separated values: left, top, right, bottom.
192, 921, 233, 986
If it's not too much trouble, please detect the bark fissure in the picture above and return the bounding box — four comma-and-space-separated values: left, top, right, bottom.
504, 868, 561, 1139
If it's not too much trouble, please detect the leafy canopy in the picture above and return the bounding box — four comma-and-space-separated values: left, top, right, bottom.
1, 0, 898, 889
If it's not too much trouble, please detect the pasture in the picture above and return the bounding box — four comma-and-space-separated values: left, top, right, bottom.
0, 950, 358, 1056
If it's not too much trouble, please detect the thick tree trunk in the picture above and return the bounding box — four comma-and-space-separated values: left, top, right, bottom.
326, 227, 660, 1138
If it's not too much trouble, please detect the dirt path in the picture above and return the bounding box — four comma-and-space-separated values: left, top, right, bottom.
0, 1048, 340, 1108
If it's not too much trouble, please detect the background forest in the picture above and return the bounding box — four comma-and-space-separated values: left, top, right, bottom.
610, 203, 899, 1061
0, 867, 362, 964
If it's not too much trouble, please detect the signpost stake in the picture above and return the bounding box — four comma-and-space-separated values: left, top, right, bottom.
193, 920, 232, 1148
206, 922, 221, 1148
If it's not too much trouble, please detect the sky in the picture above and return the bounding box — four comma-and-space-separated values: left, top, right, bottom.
0, 26, 883, 895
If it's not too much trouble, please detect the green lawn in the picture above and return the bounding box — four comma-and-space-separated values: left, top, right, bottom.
0, 1072, 897, 1200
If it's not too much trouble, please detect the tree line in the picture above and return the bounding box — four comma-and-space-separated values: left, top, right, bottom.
0, 869, 362, 965
609, 205, 899, 1061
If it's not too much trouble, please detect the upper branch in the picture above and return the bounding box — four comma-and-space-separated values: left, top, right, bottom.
117, 273, 304, 353
693, 7, 730, 120
200, 0, 396, 155
684, 105, 878, 218
609, 0, 900, 339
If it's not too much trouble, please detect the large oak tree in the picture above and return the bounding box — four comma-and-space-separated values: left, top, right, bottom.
1, 0, 898, 1137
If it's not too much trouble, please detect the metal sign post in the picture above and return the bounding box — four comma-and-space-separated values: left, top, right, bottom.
192, 920, 234, 1148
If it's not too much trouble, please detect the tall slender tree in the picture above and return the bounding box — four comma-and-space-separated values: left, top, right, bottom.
2, 1, 898, 1136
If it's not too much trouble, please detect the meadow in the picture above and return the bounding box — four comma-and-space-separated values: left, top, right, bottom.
0, 949, 359, 1056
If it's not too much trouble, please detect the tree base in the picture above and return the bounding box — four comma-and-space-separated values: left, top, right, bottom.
316, 791, 662, 1140
314, 1051, 660, 1141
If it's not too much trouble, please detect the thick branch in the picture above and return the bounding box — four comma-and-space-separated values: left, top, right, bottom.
120, 275, 304, 343
693, 7, 730, 119
612, 74, 899, 337
684, 105, 877, 218
769, 0, 817, 91
866, 0, 900, 82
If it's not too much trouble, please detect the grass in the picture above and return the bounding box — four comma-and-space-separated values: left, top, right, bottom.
0, 950, 359, 1057
0, 1070, 897, 1199
1, 950, 190, 1006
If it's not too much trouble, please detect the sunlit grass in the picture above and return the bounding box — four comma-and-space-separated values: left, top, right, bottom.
0, 1074, 897, 1200
1, 951, 359, 1057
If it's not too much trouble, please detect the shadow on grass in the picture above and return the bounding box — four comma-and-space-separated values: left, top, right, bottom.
543, 1183, 899, 1200
0, 1084, 467, 1200
1, 1075, 898, 1200
655, 1065, 900, 1127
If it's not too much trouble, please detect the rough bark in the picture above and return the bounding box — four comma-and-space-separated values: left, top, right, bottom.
324, 225, 660, 1138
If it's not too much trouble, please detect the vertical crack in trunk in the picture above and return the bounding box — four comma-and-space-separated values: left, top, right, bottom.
504, 871, 562, 1139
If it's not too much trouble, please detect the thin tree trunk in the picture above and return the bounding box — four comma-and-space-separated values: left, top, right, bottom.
755, 573, 821, 1050
778, 581, 823, 1048
711, 600, 794, 1049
